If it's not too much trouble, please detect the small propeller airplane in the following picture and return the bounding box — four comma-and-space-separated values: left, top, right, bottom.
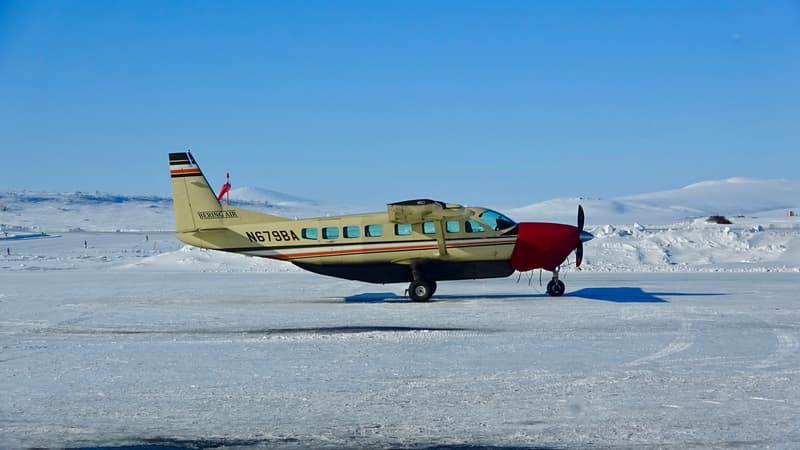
169, 151, 594, 301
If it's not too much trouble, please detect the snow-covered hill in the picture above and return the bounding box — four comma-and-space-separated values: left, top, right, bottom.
0, 189, 354, 233
510, 177, 800, 226
0, 191, 174, 233
227, 186, 313, 207
2, 178, 799, 273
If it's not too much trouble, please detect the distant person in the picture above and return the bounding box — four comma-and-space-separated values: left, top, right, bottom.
5, 247, 9, 256
145, 235, 149, 241
84, 240, 88, 249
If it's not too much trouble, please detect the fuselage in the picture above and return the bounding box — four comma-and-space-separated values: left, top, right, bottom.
176, 205, 520, 283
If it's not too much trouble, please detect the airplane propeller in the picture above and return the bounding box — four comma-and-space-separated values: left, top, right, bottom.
575, 204, 593, 268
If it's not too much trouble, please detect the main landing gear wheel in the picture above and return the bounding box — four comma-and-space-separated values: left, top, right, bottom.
546, 279, 566, 297
409, 280, 436, 302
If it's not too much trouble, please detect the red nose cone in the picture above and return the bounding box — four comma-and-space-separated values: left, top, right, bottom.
510, 222, 580, 272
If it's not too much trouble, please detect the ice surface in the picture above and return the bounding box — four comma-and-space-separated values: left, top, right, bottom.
2, 271, 799, 448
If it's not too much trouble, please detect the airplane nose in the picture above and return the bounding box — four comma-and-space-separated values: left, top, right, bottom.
511, 222, 581, 272
580, 230, 594, 243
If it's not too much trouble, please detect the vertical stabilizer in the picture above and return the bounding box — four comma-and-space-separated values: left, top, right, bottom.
169, 152, 224, 231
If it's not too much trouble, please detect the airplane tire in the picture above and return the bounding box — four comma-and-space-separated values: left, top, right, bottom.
409, 280, 434, 302
546, 279, 566, 297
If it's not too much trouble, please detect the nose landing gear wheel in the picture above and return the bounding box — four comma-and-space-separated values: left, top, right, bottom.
409, 280, 435, 302
546, 279, 565, 297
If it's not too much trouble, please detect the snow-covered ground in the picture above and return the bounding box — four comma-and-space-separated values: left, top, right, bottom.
2, 178, 800, 448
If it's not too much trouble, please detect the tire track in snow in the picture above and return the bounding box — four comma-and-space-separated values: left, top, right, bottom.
624, 317, 694, 367
752, 330, 799, 370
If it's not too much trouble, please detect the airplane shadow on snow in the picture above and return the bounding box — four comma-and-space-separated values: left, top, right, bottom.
570, 287, 724, 303
346, 288, 726, 304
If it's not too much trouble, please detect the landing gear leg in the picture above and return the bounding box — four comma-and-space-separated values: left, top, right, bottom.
546, 268, 566, 297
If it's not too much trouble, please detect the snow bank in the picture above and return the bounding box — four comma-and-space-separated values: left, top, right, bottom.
579, 217, 800, 272
96, 218, 800, 274
121, 245, 302, 273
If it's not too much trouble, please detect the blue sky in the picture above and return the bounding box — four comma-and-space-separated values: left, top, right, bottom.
1, 1, 798, 208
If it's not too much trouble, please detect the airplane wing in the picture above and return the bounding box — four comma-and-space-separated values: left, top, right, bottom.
387, 199, 471, 223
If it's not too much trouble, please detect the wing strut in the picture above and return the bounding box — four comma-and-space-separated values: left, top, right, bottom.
434, 218, 448, 256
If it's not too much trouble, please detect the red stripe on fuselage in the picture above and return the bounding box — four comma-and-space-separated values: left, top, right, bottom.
241, 238, 517, 261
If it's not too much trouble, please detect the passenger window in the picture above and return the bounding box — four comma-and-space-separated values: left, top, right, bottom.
446, 220, 460, 233
423, 221, 436, 234
322, 227, 339, 239
465, 220, 485, 233
394, 223, 412, 236
301, 228, 318, 240
343, 225, 360, 238
365, 224, 382, 237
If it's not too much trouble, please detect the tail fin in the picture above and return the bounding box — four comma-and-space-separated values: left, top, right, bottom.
169, 151, 225, 232
168, 151, 287, 232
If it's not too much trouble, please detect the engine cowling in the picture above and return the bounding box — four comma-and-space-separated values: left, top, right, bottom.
510, 222, 582, 272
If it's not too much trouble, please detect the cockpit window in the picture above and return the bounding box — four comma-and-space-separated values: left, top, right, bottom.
479, 210, 516, 231
465, 219, 485, 233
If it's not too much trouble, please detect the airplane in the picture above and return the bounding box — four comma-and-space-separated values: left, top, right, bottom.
169, 151, 594, 301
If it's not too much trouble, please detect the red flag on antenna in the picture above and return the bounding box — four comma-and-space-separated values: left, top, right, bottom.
217, 172, 231, 204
